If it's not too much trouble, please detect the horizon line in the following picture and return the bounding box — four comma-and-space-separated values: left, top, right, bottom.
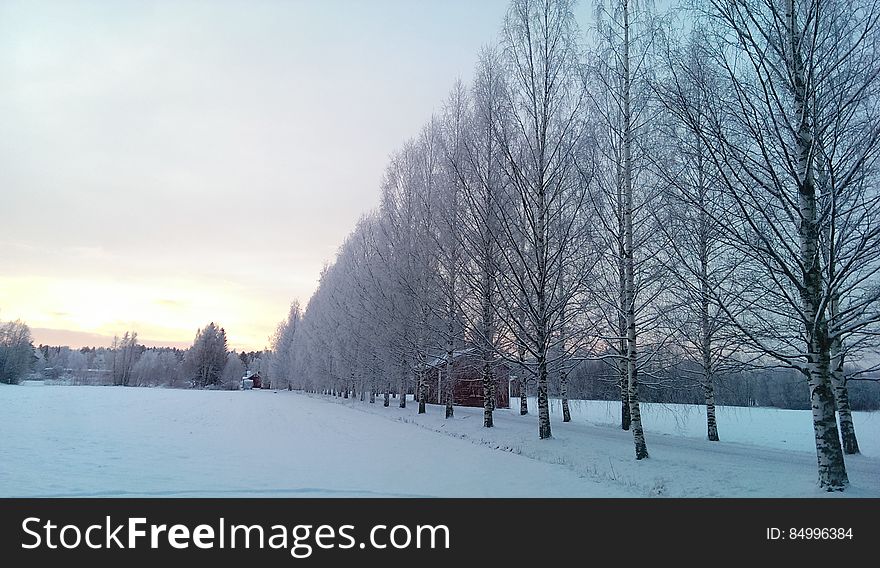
28, 327, 267, 353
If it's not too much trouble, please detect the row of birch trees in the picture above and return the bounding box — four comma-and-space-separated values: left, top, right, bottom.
271, 0, 880, 491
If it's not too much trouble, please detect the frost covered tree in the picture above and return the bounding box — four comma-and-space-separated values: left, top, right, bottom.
185, 323, 229, 388
131, 349, 183, 387
495, 0, 592, 439
110, 331, 140, 387
378, 137, 445, 410
442, 57, 508, 425
411, 120, 446, 414
0, 320, 35, 385
651, 31, 753, 442
676, 0, 880, 488
437, 84, 471, 420
586, 0, 665, 459
271, 300, 302, 390
221, 352, 246, 390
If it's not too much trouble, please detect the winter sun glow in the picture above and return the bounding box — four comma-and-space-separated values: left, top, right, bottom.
0, 0, 512, 350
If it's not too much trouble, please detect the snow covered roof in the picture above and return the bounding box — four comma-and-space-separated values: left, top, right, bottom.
420, 348, 474, 369
420, 348, 508, 370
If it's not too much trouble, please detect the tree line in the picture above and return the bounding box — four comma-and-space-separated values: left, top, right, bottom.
270, 0, 880, 491
1, 319, 271, 390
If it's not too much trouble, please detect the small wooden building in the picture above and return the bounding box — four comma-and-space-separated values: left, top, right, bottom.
422, 349, 510, 409
241, 371, 266, 389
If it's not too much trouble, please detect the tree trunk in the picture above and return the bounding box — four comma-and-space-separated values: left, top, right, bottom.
488, 374, 496, 411
515, 338, 528, 415
830, 305, 859, 454
627, 365, 648, 459
561, 370, 571, 423
831, 370, 858, 455
399, 361, 407, 409
384, 381, 390, 407
616, 100, 630, 433
480, 241, 495, 425
482, 361, 494, 428
445, 354, 454, 419
808, 342, 848, 489
536, 128, 550, 439
703, 372, 719, 442
537, 356, 551, 439
617, 167, 630, 432
623, 0, 647, 460
699, 197, 718, 442
417, 364, 427, 414
787, 0, 847, 489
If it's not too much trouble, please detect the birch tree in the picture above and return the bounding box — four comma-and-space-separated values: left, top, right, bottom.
652, 31, 751, 442
444, 51, 511, 426
587, 0, 662, 458
377, 140, 444, 410
496, 0, 590, 439
0, 320, 35, 385
111, 331, 140, 387
270, 300, 302, 391
680, 0, 880, 489
413, 120, 446, 415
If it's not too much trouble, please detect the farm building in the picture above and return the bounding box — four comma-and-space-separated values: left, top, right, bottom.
421, 349, 510, 409
241, 371, 267, 390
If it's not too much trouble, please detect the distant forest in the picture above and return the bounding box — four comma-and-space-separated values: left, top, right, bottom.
1, 319, 269, 391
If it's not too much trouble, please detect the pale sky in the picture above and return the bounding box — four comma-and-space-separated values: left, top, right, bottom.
0, 0, 518, 350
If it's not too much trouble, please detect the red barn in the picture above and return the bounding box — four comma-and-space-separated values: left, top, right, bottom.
242, 371, 265, 389
422, 349, 510, 409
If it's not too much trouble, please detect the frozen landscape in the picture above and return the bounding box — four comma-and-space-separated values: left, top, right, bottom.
2, 0, 879, 500
1, 382, 877, 498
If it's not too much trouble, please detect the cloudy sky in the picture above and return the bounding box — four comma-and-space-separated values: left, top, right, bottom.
0, 0, 519, 350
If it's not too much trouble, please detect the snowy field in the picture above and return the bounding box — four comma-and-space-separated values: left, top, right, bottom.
1, 382, 877, 497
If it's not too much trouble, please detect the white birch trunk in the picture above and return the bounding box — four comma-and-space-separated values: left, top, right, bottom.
398, 357, 407, 409
560, 370, 571, 423
445, 345, 455, 419
697, 155, 719, 442
536, 194, 551, 439
622, 0, 647, 459
417, 350, 427, 414
788, 0, 847, 489
517, 325, 528, 416
830, 337, 858, 454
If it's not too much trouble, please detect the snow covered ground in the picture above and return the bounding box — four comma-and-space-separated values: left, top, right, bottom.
0, 383, 625, 497
527, 396, 880, 459
340, 395, 880, 497
1, 382, 877, 497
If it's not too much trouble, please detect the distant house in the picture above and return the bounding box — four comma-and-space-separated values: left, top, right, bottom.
421, 349, 510, 409
241, 371, 267, 390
